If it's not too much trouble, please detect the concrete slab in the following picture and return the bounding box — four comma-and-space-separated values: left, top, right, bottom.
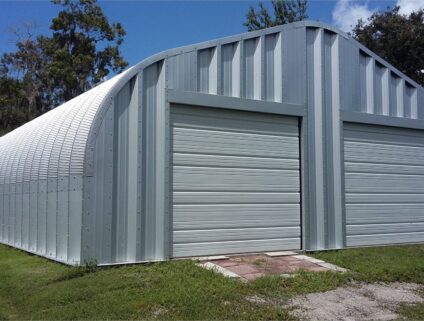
293, 254, 313, 260
196, 253, 348, 281
265, 251, 298, 257
316, 262, 348, 272
197, 262, 240, 278
193, 255, 229, 261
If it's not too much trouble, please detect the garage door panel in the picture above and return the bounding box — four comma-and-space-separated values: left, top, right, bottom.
173, 153, 299, 170
346, 193, 424, 204
347, 232, 424, 247
345, 142, 424, 165
344, 124, 424, 146
173, 204, 300, 229
344, 162, 424, 175
172, 106, 299, 137
173, 226, 300, 243
346, 204, 424, 224
347, 222, 424, 236
346, 173, 424, 193
171, 105, 301, 257
173, 238, 300, 258
174, 167, 300, 192
173, 129, 299, 159
174, 192, 300, 204
344, 123, 424, 247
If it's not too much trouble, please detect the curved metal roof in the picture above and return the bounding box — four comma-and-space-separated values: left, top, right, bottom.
0, 72, 124, 184
0, 21, 421, 185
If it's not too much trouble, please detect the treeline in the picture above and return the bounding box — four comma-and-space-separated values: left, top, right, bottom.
0, 0, 127, 136
1, 1, 423, 136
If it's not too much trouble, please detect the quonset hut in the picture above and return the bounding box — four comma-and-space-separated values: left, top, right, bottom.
0, 21, 423, 265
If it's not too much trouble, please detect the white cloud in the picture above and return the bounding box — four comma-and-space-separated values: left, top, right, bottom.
397, 0, 424, 15
332, 0, 376, 32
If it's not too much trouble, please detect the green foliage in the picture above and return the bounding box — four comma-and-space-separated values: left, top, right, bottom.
352, 7, 424, 86
0, 0, 127, 136
244, 0, 308, 31
251, 270, 351, 299
396, 301, 424, 321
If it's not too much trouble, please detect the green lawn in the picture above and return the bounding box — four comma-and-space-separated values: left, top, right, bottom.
310, 244, 424, 283
0, 243, 422, 320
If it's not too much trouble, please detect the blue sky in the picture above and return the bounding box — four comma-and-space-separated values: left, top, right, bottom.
0, 0, 421, 68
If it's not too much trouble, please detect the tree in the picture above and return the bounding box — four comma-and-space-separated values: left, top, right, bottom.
0, 0, 128, 135
244, 0, 308, 31
46, 0, 127, 103
352, 7, 424, 86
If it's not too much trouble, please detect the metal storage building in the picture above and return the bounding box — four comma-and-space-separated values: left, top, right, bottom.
0, 21, 423, 266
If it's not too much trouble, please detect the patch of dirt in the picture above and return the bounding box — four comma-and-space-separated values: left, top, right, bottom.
245, 295, 268, 304
287, 282, 423, 321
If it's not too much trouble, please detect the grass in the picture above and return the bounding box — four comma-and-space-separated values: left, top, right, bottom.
396, 302, 424, 321
311, 244, 424, 321
310, 244, 424, 283
0, 243, 422, 320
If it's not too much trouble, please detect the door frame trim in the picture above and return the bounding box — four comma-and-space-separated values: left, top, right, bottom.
166, 91, 306, 257
167, 89, 307, 117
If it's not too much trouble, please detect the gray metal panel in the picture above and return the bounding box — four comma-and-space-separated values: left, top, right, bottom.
126, 77, 140, 262
282, 28, 306, 105
57, 177, 69, 262
90, 105, 114, 264
323, 31, 343, 249
221, 43, 236, 96
418, 88, 424, 119
37, 180, 47, 255
171, 105, 301, 257
243, 38, 260, 99
339, 37, 360, 112
21, 183, 29, 249
29, 181, 38, 251
14, 184, 21, 247
359, 52, 367, 113
68, 176, 82, 264
198, 48, 211, 94
305, 27, 326, 250
389, 73, 398, 117
83, 78, 141, 265
344, 123, 424, 246
264, 33, 276, 101
46, 179, 57, 258
167, 52, 197, 91
143, 63, 159, 260
8, 185, 14, 245
374, 63, 385, 115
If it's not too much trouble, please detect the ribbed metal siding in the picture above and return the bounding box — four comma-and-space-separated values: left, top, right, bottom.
344, 123, 424, 246
171, 105, 301, 257
0, 62, 127, 264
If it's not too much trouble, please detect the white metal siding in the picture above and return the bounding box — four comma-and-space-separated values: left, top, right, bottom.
344, 123, 424, 246
171, 105, 301, 257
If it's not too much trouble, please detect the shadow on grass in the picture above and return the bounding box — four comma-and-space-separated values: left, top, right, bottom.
52, 261, 98, 283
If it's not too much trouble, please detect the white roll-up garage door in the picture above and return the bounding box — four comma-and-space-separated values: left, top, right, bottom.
344, 123, 424, 246
171, 105, 301, 257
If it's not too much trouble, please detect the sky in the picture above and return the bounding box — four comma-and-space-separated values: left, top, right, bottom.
0, 0, 423, 68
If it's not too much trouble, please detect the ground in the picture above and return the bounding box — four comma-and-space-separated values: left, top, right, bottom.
0, 244, 423, 320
